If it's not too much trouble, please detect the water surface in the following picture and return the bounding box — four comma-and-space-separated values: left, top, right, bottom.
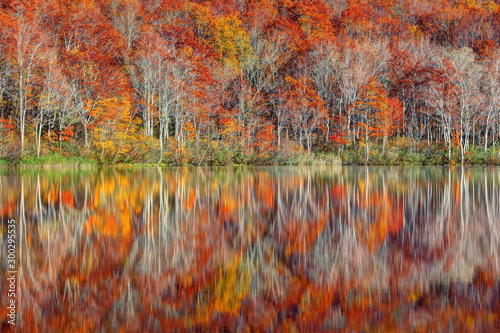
0, 166, 499, 331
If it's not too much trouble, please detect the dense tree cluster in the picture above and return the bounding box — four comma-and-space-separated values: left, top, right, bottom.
1, 0, 500, 164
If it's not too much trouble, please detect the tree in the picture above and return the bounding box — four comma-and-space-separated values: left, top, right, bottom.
425, 59, 459, 163
129, 27, 164, 138
352, 79, 403, 161
53, 1, 128, 148
106, 0, 142, 49
270, 86, 291, 148
0, 7, 46, 154
448, 47, 485, 164
36, 51, 74, 156
90, 96, 141, 163
483, 53, 500, 151
283, 76, 328, 155
208, 14, 252, 72
426, 48, 485, 163
308, 41, 342, 144
242, 29, 293, 149
337, 45, 374, 142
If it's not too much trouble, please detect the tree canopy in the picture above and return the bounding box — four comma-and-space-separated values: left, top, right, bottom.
1, 0, 500, 164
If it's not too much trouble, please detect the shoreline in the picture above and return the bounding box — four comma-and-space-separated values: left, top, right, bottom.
1, 162, 499, 168
2, 147, 500, 168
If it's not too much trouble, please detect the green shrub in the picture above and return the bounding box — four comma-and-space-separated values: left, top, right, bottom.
483, 148, 500, 165
19, 153, 97, 166
402, 151, 425, 165
464, 148, 486, 165
232, 150, 251, 165
310, 152, 342, 165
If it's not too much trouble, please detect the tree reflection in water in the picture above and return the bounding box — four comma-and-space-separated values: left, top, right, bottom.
0, 166, 499, 331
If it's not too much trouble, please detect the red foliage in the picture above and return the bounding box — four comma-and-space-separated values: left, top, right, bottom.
0, 0, 498, 161
0, 201, 15, 217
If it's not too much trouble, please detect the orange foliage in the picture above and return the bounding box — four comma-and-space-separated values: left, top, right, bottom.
59, 126, 75, 142
254, 124, 277, 158
283, 214, 327, 255
0, 0, 497, 161
218, 189, 238, 220
0, 118, 16, 131
354, 79, 403, 141
84, 210, 131, 238
184, 188, 197, 211
330, 132, 348, 145
61, 190, 75, 208
0, 201, 15, 217
388, 199, 404, 235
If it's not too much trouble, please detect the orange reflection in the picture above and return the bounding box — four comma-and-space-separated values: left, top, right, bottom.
0, 166, 498, 332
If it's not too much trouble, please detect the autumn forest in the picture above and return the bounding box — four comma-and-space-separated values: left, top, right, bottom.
1, 0, 500, 165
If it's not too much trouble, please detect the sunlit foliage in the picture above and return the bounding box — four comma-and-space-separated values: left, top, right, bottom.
0, 0, 499, 164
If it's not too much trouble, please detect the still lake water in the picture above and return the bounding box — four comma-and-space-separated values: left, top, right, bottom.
0, 166, 499, 332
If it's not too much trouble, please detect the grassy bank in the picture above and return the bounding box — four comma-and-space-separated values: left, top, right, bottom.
1, 153, 98, 167
2, 144, 500, 167
340, 144, 500, 166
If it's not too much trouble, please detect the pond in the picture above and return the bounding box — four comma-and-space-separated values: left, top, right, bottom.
0, 166, 499, 331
